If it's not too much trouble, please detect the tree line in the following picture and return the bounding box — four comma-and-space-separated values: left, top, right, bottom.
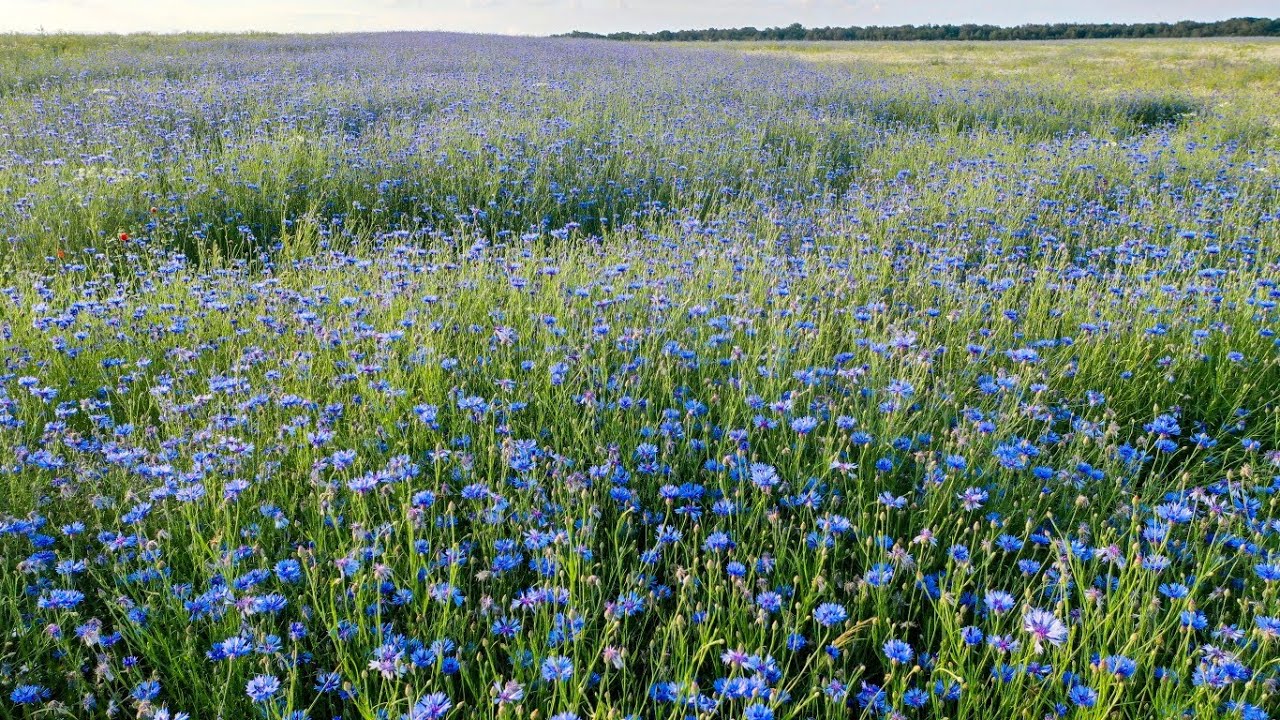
560, 17, 1280, 42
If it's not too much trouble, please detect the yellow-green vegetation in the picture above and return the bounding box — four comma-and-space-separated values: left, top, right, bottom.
726, 38, 1280, 129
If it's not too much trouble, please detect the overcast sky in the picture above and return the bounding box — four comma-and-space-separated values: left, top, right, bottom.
3, 0, 1274, 36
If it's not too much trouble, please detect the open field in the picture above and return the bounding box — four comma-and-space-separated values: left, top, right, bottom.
723, 38, 1280, 120
1, 33, 1279, 720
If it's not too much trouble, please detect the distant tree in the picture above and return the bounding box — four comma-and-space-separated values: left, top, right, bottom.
558, 17, 1280, 43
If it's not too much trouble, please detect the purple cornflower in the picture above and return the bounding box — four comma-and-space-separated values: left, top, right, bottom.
492, 679, 525, 705
1022, 608, 1068, 651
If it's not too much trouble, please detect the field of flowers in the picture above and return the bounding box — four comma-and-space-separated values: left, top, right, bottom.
1, 32, 1279, 720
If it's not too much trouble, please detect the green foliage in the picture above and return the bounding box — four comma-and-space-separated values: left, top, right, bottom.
563, 17, 1280, 42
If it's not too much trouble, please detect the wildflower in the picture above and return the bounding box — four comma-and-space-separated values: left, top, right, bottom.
865, 563, 894, 587
988, 634, 1021, 654
603, 645, 626, 669
37, 589, 85, 610
1256, 563, 1280, 582
1023, 608, 1068, 651
749, 463, 780, 490
1145, 414, 1181, 437
791, 416, 818, 434
132, 680, 161, 702
703, 531, 735, 553
368, 643, 406, 679
904, 687, 929, 707
314, 671, 342, 694
1103, 655, 1137, 679
540, 655, 573, 682
492, 679, 524, 705
609, 591, 645, 618
403, 692, 451, 720
882, 638, 913, 664
957, 487, 988, 510
1067, 684, 1097, 708
813, 603, 848, 627
985, 590, 1015, 614
245, 675, 280, 703
757, 591, 783, 613
10, 685, 50, 704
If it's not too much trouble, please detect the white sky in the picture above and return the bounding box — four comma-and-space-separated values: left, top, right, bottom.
2, 0, 1274, 36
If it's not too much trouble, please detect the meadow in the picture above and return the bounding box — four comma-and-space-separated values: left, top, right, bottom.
1, 32, 1279, 720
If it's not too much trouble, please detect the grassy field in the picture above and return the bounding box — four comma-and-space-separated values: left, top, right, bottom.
0, 33, 1278, 720
727, 38, 1280, 108
731, 38, 1280, 144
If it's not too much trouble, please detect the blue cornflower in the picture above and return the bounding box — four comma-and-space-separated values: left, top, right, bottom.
540, 655, 573, 682
402, 692, 452, 720
132, 680, 161, 702
1067, 684, 1097, 708
1180, 610, 1208, 630
1145, 413, 1180, 437
984, 589, 1015, 614
245, 675, 280, 703
314, 671, 342, 694
960, 626, 984, 645
612, 591, 645, 617
215, 635, 253, 660
37, 589, 85, 610
10, 685, 50, 704
886, 379, 915, 397
903, 687, 929, 708
882, 638, 913, 664
1103, 655, 1137, 679
703, 531, 734, 553
813, 603, 847, 627
865, 563, 894, 587
786, 632, 807, 651
992, 443, 1029, 471
274, 559, 303, 583
756, 591, 783, 613
791, 416, 818, 434
492, 616, 522, 637
935, 679, 962, 701
749, 463, 780, 490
